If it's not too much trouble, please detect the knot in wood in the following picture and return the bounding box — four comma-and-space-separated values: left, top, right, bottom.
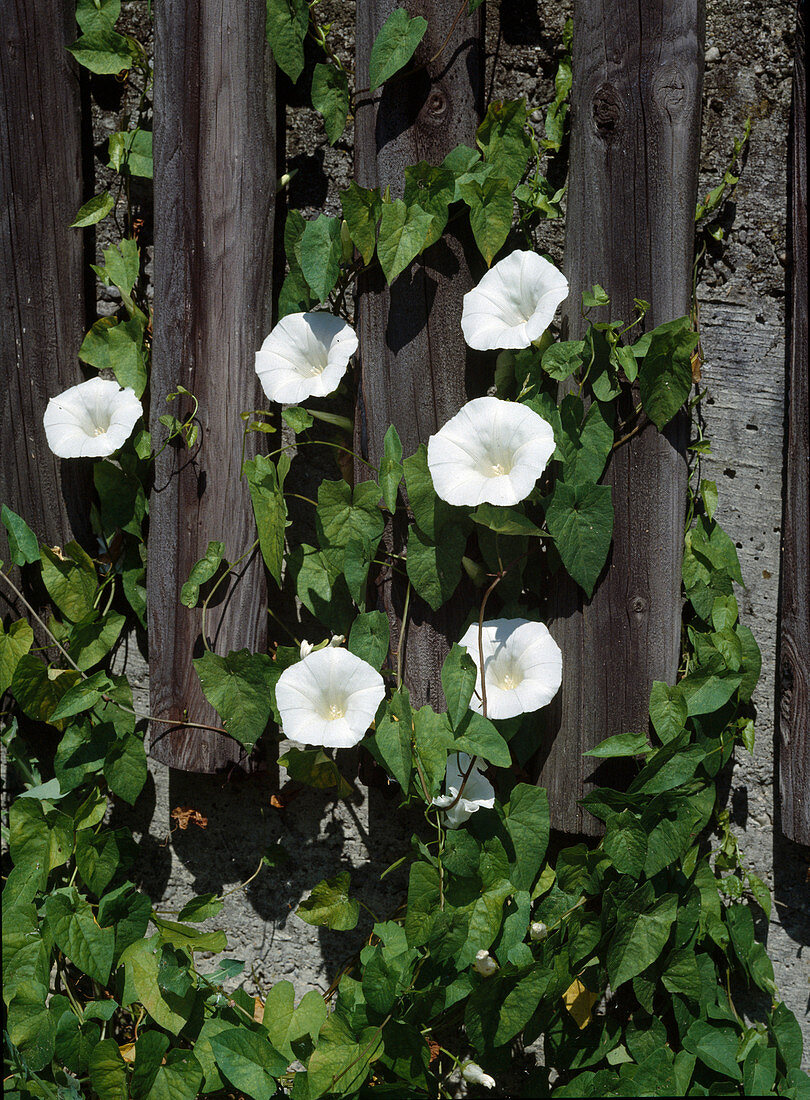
591, 83, 624, 138
629, 594, 648, 614
652, 63, 688, 115
423, 88, 448, 123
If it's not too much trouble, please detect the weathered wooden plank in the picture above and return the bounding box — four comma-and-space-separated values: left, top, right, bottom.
0, 0, 91, 555
535, 1, 705, 834
354, 0, 483, 709
149, 0, 275, 772
779, 1, 808, 845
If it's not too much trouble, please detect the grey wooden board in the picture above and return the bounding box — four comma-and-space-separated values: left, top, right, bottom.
149, 0, 275, 772
535, 0, 705, 834
778, 1, 808, 845
353, 0, 483, 709
0, 0, 92, 558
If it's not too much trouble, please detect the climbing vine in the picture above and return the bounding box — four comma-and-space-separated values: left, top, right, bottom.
1, 2, 808, 1098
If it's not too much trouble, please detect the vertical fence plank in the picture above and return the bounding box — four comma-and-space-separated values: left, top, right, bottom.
150, 1, 275, 772
354, 0, 483, 708
0, 0, 90, 554
535, 1, 705, 833
779, 1, 808, 845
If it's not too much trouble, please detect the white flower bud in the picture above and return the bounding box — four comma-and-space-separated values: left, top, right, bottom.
473, 949, 498, 977
530, 921, 548, 942
462, 1061, 496, 1089
300, 640, 314, 658
329, 635, 346, 647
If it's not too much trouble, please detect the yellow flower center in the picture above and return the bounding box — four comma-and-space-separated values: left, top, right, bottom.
92, 425, 108, 437
493, 663, 522, 691
327, 702, 346, 720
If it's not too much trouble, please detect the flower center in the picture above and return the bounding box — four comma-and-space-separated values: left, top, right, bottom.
492, 662, 523, 691
300, 353, 328, 378
92, 425, 108, 437
489, 461, 510, 476
327, 701, 346, 720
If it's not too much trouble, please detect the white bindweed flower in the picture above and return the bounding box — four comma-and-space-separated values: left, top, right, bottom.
459, 618, 562, 721
462, 1062, 496, 1089
426, 396, 555, 507
461, 249, 569, 351
530, 921, 548, 942
473, 950, 499, 977
255, 312, 358, 404
43, 377, 142, 459
275, 646, 384, 749
432, 753, 495, 829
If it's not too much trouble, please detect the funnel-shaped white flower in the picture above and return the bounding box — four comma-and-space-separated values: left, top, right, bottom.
459, 618, 562, 721
43, 377, 142, 459
462, 1062, 496, 1090
255, 312, 358, 404
275, 646, 384, 749
461, 250, 569, 351
427, 396, 555, 507
432, 753, 495, 829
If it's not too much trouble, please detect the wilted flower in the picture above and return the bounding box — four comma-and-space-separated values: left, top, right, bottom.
473, 949, 498, 977
461, 1061, 496, 1089
459, 618, 562, 721
254, 312, 358, 404
43, 377, 142, 459
275, 646, 384, 749
426, 396, 555, 507
432, 753, 495, 829
461, 249, 569, 351
530, 921, 548, 942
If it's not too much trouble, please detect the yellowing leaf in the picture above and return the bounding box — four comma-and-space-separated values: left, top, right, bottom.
562, 979, 598, 1029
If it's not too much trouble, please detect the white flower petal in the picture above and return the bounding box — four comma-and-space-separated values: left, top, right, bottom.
43, 377, 142, 459
275, 646, 384, 749
427, 396, 555, 507
461, 250, 569, 351
432, 754, 495, 829
459, 618, 562, 720
255, 312, 358, 404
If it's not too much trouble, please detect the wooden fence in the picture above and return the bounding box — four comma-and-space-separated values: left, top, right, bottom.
1, 0, 805, 840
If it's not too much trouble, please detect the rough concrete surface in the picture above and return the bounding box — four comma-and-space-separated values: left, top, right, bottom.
3, 0, 808, 1078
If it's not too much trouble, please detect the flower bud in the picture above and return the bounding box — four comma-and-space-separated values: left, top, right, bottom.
473, 949, 498, 977
461, 1061, 496, 1089
299, 640, 314, 658
340, 220, 354, 264
530, 921, 548, 942
329, 635, 346, 647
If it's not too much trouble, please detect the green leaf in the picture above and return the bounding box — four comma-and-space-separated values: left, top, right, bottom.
649, 680, 688, 743
151, 914, 228, 954
545, 480, 614, 598
582, 284, 610, 310
771, 1001, 804, 1070
0, 618, 34, 696
607, 890, 677, 989
470, 503, 542, 537
279, 746, 353, 798
307, 1015, 382, 1098
40, 541, 97, 621
9, 796, 74, 888
2, 505, 39, 565
180, 540, 226, 607
76, 827, 135, 896
379, 423, 404, 511
118, 936, 192, 1034
177, 893, 224, 923
315, 478, 385, 572
557, 395, 614, 486
76, 0, 121, 35
194, 649, 275, 751
603, 811, 647, 878
442, 644, 477, 728
44, 887, 115, 984
297, 871, 359, 931
349, 611, 390, 669
678, 668, 742, 716
504, 784, 550, 890
289, 544, 354, 635
374, 702, 413, 794
266, 0, 309, 81
97, 883, 151, 962
459, 172, 512, 265
368, 8, 428, 91
683, 1020, 742, 1081
312, 63, 350, 144
131, 1029, 170, 1097
10, 655, 80, 725
104, 731, 147, 804
68, 28, 132, 75
88, 1037, 130, 1098
403, 443, 458, 540
584, 731, 649, 758
71, 191, 116, 227
94, 458, 147, 538
262, 981, 327, 1062
108, 128, 153, 177
403, 162, 455, 247
300, 214, 342, 302
79, 316, 147, 396
282, 405, 314, 434
638, 317, 699, 429
97, 238, 140, 305
340, 182, 381, 266
67, 609, 126, 671
54, 1009, 101, 1076
541, 340, 585, 381
377, 199, 433, 284
6, 980, 55, 1072
244, 455, 287, 587
453, 710, 511, 767
406, 522, 466, 611
476, 99, 532, 189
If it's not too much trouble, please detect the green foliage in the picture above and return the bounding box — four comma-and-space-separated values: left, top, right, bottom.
312, 63, 350, 144
266, 0, 309, 82
368, 8, 428, 92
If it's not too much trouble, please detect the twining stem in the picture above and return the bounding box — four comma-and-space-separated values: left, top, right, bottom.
396, 582, 412, 690
200, 539, 259, 652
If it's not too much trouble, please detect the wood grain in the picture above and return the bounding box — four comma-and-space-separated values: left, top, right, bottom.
149, 0, 275, 772
0, 0, 91, 558
534, 0, 705, 833
778, 0, 808, 845
354, 0, 483, 709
